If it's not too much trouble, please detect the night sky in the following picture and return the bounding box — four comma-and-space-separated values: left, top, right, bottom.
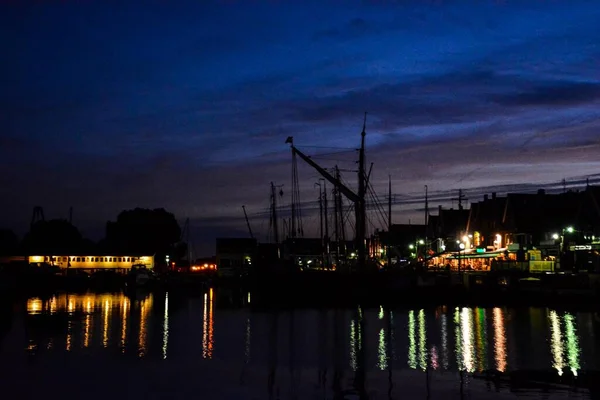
2, 1, 600, 256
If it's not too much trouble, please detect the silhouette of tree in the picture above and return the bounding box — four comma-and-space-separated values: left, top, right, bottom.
104, 208, 182, 255
0, 229, 18, 255
21, 219, 83, 254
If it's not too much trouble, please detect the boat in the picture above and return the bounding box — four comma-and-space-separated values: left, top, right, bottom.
125, 263, 154, 288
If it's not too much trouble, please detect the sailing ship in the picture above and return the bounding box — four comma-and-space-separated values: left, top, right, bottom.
242, 114, 426, 303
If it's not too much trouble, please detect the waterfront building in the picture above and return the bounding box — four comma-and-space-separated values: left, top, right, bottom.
28, 254, 154, 272
216, 238, 257, 278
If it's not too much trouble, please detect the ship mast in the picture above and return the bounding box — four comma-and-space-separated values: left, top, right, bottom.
270, 182, 280, 244
356, 113, 367, 272
284, 115, 368, 272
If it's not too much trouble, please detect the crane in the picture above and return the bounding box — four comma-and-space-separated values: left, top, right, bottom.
284, 113, 368, 272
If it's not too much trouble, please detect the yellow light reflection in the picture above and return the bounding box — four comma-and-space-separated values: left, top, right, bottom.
408, 310, 417, 369
563, 313, 581, 376
27, 298, 42, 315
85, 297, 92, 313
202, 288, 214, 359
460, 307, 475, 372
549, 310, 565, 376
377, 328, 387, 370
49, 297, 57, 314
162, 292, 169, 360
102, 299, 110, 348
66, 320, 72, 351
138, 296, 152, 357
418, 309, 427, 370
493, 308, 507, 372
83, 314, 91, 348
26, 293, 144, 354
121, 297, 129, 352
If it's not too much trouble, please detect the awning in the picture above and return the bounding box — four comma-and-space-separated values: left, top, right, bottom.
445, 248, 508, 260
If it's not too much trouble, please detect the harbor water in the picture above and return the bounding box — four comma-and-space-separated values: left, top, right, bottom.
0, 289, 599, 399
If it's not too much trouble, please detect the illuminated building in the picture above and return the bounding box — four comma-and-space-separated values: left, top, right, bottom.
28, 254, 154, 272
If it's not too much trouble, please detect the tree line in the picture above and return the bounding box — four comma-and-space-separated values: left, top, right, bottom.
0, 208, 187, 260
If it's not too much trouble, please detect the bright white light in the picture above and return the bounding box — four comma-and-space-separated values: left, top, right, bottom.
552, 233, 559, 240
459, 243, 465, 250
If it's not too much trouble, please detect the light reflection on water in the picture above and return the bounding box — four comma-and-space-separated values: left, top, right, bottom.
7, 291, 599, 398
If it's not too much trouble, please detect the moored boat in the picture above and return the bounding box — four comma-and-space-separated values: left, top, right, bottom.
125, 264, 154, 289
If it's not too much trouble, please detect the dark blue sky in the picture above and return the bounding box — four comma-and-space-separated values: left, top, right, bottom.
2, 1, 600, 255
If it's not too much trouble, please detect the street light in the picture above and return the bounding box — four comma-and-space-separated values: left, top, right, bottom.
552, 233, 559, 240
566, 226, 574, 234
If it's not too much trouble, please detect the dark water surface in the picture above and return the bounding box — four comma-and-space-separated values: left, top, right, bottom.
1, 289, 599, 399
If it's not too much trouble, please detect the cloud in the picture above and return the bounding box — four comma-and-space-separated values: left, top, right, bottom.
313, 18, 378, 40
3, 0, 600, 254
491, 82, 600, 107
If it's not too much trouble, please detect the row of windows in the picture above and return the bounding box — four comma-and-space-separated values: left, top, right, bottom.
47, 256, 139, 263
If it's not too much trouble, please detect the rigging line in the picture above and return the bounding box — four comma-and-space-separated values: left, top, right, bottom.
297, 145, 358, 150
367, 181, 388, 221
367, 216, 380, 237
308, 157, 359, 163
367, 186, 387, 229
342, 199, 356, 234
364, 179, 385, 218
306, 150, 358, 157
369, 197, 387, 230
369, 183, 389, 226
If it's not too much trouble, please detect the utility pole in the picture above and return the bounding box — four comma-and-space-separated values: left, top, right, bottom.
452, 189, 467, 210
322, 180, 329, 241
270, 182, 280, 244
336, 166, 346, 260
333, 177, 340, 267
388, 175, 392, 267
315, 182, 324, 245
291, 149, 296, 239
242, 205, 254, 239
322, 179, 330, 268
424, 185, 428, 237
